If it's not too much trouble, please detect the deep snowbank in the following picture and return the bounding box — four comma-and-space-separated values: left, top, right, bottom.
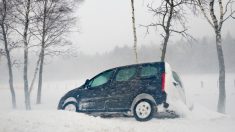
170, 101, 227, 120
0, 108, 233, 132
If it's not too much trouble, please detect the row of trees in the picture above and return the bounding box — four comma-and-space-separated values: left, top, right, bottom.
131, 0, 234, 113
0, 0, 81, 110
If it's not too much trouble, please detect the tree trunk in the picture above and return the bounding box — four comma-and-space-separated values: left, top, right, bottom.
1, 0, 17, 109
208, 0, 226, 113
1, 25, 17, 109
23, 0, 31, 110
4, 35, 17, 109
37, 0, 47, 104
23, 44, 31, 110
131, 0, 138, 63
29, 54, 41, 94
161, 1, 173, 62
161, 32, 170, 61
37, 51, 44, 104
215, 32, 226, 113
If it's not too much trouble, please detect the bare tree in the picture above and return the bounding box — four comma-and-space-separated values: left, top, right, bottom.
23, 0, 32, 110
143, 0, 193, 61
10, 0, 35, 110
32, 0, 79, 104
131, 0, 138, 63
196, 0, 235, 113
0, 0, 17, 109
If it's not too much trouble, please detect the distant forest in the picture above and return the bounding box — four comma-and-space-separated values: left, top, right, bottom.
46, 33, 235, 80
0, 33, 235, 82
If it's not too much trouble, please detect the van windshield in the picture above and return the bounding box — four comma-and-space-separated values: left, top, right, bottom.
89, 70, 114, 87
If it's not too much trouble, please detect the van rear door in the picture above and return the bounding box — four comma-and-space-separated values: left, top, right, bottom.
139, 63, 165, 97
107, 66, 138, 111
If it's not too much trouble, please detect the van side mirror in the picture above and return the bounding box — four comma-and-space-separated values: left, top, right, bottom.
84, 79, 90, 88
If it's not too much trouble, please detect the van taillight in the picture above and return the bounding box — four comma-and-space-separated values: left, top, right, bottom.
161, 72, 165, 91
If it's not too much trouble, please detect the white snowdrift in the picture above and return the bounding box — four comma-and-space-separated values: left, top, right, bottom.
169, 100, 227, 120
0, 106, 233, 132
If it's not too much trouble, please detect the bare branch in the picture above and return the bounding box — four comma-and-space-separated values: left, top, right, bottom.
197, 0, 214, 28
222, 10, 235, 23
223, 0, 234, 15
143, 0, 193, 61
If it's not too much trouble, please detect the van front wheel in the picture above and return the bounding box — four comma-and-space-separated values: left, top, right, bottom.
133, 99, 154, 121
63, 102, 78, 112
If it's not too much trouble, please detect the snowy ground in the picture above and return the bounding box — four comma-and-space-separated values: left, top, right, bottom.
0, 74, 235, 132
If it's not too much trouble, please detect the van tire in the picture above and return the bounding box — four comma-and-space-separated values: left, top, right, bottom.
133, 99, 155, 121
63, 102, 78, 112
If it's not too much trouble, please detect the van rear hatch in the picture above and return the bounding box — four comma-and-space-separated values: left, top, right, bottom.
151, 62, 165, 91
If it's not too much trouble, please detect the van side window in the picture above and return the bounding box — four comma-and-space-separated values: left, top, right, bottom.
115, 67, 136, 81
172, 71, 183, 88
89, 70, 113, 88
140, 65, 157, 77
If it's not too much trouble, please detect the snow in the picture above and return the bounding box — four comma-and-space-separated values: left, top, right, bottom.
0, 109, 234, 132
0, 74, 235, 132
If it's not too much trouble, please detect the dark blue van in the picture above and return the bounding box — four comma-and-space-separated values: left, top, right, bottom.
58, 62, 172, 121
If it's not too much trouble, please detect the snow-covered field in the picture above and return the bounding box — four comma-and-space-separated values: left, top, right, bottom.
0, 74, 235, 132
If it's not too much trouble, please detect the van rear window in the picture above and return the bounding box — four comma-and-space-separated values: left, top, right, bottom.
140, 65, 157, 77
115, 67, 136, 81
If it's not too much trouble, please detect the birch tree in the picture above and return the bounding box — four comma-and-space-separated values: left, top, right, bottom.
144, 0, 193, 61
11, 0, 35, 110
131, 0, 138, 63
0, 0, 17, 109
196, 0, 235, 113
32, 0, 79, 104
23, 0, 32, 110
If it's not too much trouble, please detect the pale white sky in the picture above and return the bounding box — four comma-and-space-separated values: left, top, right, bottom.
70, 0, 235, 54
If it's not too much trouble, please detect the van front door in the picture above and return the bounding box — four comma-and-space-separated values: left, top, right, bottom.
79, 70, 114, 112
